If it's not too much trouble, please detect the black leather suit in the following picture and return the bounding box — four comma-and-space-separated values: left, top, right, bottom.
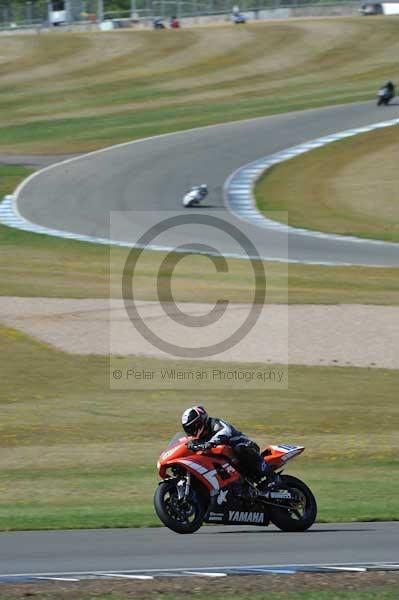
197, 417, 271, 480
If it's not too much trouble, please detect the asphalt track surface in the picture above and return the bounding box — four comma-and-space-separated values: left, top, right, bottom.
1, 522, 398, 575
16, 101, 399, 267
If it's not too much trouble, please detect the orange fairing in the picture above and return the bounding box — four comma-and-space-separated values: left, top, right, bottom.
210, 445, 235, 458
157, 438, 240, 492
263, 444, 305, 469
157, 436, 189, 477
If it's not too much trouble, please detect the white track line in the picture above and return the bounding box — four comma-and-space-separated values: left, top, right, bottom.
100, 573, 154, 580
36, 577, 81, 581
184, 571, 227, 577
324, 567, 367, 572
2, 559, 398, 579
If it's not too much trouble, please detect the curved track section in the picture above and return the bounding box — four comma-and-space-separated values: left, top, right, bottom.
11, 102, 399, 267
0, 522, 398, 577
225, 117, 399, 247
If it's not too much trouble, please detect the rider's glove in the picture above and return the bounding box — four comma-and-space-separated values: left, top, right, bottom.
201, 441, 214, 450
186, 441, 199, 451
187, 441, 213, 451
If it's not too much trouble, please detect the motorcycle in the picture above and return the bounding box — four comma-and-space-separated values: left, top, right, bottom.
154, 434, 317, 534
182, 185, 208, 208
377, 85, 394, 106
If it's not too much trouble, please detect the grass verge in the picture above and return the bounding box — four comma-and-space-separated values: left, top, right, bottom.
2, 574, 399, 599
0, 165, 34, 198
256, 125, 399, 243
1, 324, 398, 530
3, 587, 399, 600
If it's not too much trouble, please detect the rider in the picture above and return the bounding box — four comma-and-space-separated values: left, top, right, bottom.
384, 81, 395, 97
181, 406, 279, 487
198, 184, 208, 198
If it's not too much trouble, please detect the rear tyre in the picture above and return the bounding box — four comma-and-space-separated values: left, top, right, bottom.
269, 474, 317, 532
377, 98, 383, 106
154, 479, 205, 534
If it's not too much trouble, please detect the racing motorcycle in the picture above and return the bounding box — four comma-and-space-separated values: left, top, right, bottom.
154, 434, 317, 534
377, 85, 394, 106
182, 185, 208, 207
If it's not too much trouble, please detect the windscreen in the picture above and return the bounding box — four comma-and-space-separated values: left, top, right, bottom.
166, 432, 187, 449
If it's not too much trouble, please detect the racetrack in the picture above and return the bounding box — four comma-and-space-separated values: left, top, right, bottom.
15, 101, 399, 267
1, 522, 398, 577
4, 104, 399, 581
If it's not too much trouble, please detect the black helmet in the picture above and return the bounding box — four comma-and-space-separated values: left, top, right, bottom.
182, 406, 209, 438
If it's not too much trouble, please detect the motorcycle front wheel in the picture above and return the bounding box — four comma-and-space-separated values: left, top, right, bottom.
154, 479, 205, 534
268, 474, 317, 532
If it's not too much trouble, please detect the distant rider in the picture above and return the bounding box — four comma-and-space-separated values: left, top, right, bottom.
384, 81, 395, 97
181, 405, 279, 487
198, 184, 208, 198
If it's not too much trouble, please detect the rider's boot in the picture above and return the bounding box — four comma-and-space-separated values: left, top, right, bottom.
254, 460, 282, 494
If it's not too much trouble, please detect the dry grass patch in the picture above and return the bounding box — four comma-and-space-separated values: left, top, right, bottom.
256, 125, 399, 242
2, 222, 399, 302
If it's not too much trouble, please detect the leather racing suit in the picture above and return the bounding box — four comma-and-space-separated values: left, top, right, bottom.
195, 417, 273, 481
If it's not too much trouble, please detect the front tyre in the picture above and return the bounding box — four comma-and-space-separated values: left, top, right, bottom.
154, 479, 205, 534
269, 475, 317, 532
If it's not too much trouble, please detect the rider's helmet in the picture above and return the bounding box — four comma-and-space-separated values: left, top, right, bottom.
199, 184, 208, 195
182, 406, 209, 438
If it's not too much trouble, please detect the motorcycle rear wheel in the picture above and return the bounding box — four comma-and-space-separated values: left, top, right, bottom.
154, 479, 205, 534
268, 474, 317, 532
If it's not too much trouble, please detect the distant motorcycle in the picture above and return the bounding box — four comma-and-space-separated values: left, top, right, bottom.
377, 84, 394, 106
182, 184, 208, 207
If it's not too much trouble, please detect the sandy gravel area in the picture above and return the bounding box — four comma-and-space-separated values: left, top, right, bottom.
1, 297, 398, 369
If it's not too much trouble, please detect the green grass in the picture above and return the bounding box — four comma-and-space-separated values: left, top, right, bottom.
1, 324, 398, 531
0, 165, 33, 198
1, 19, 399, 154
256, 125, 399, 243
